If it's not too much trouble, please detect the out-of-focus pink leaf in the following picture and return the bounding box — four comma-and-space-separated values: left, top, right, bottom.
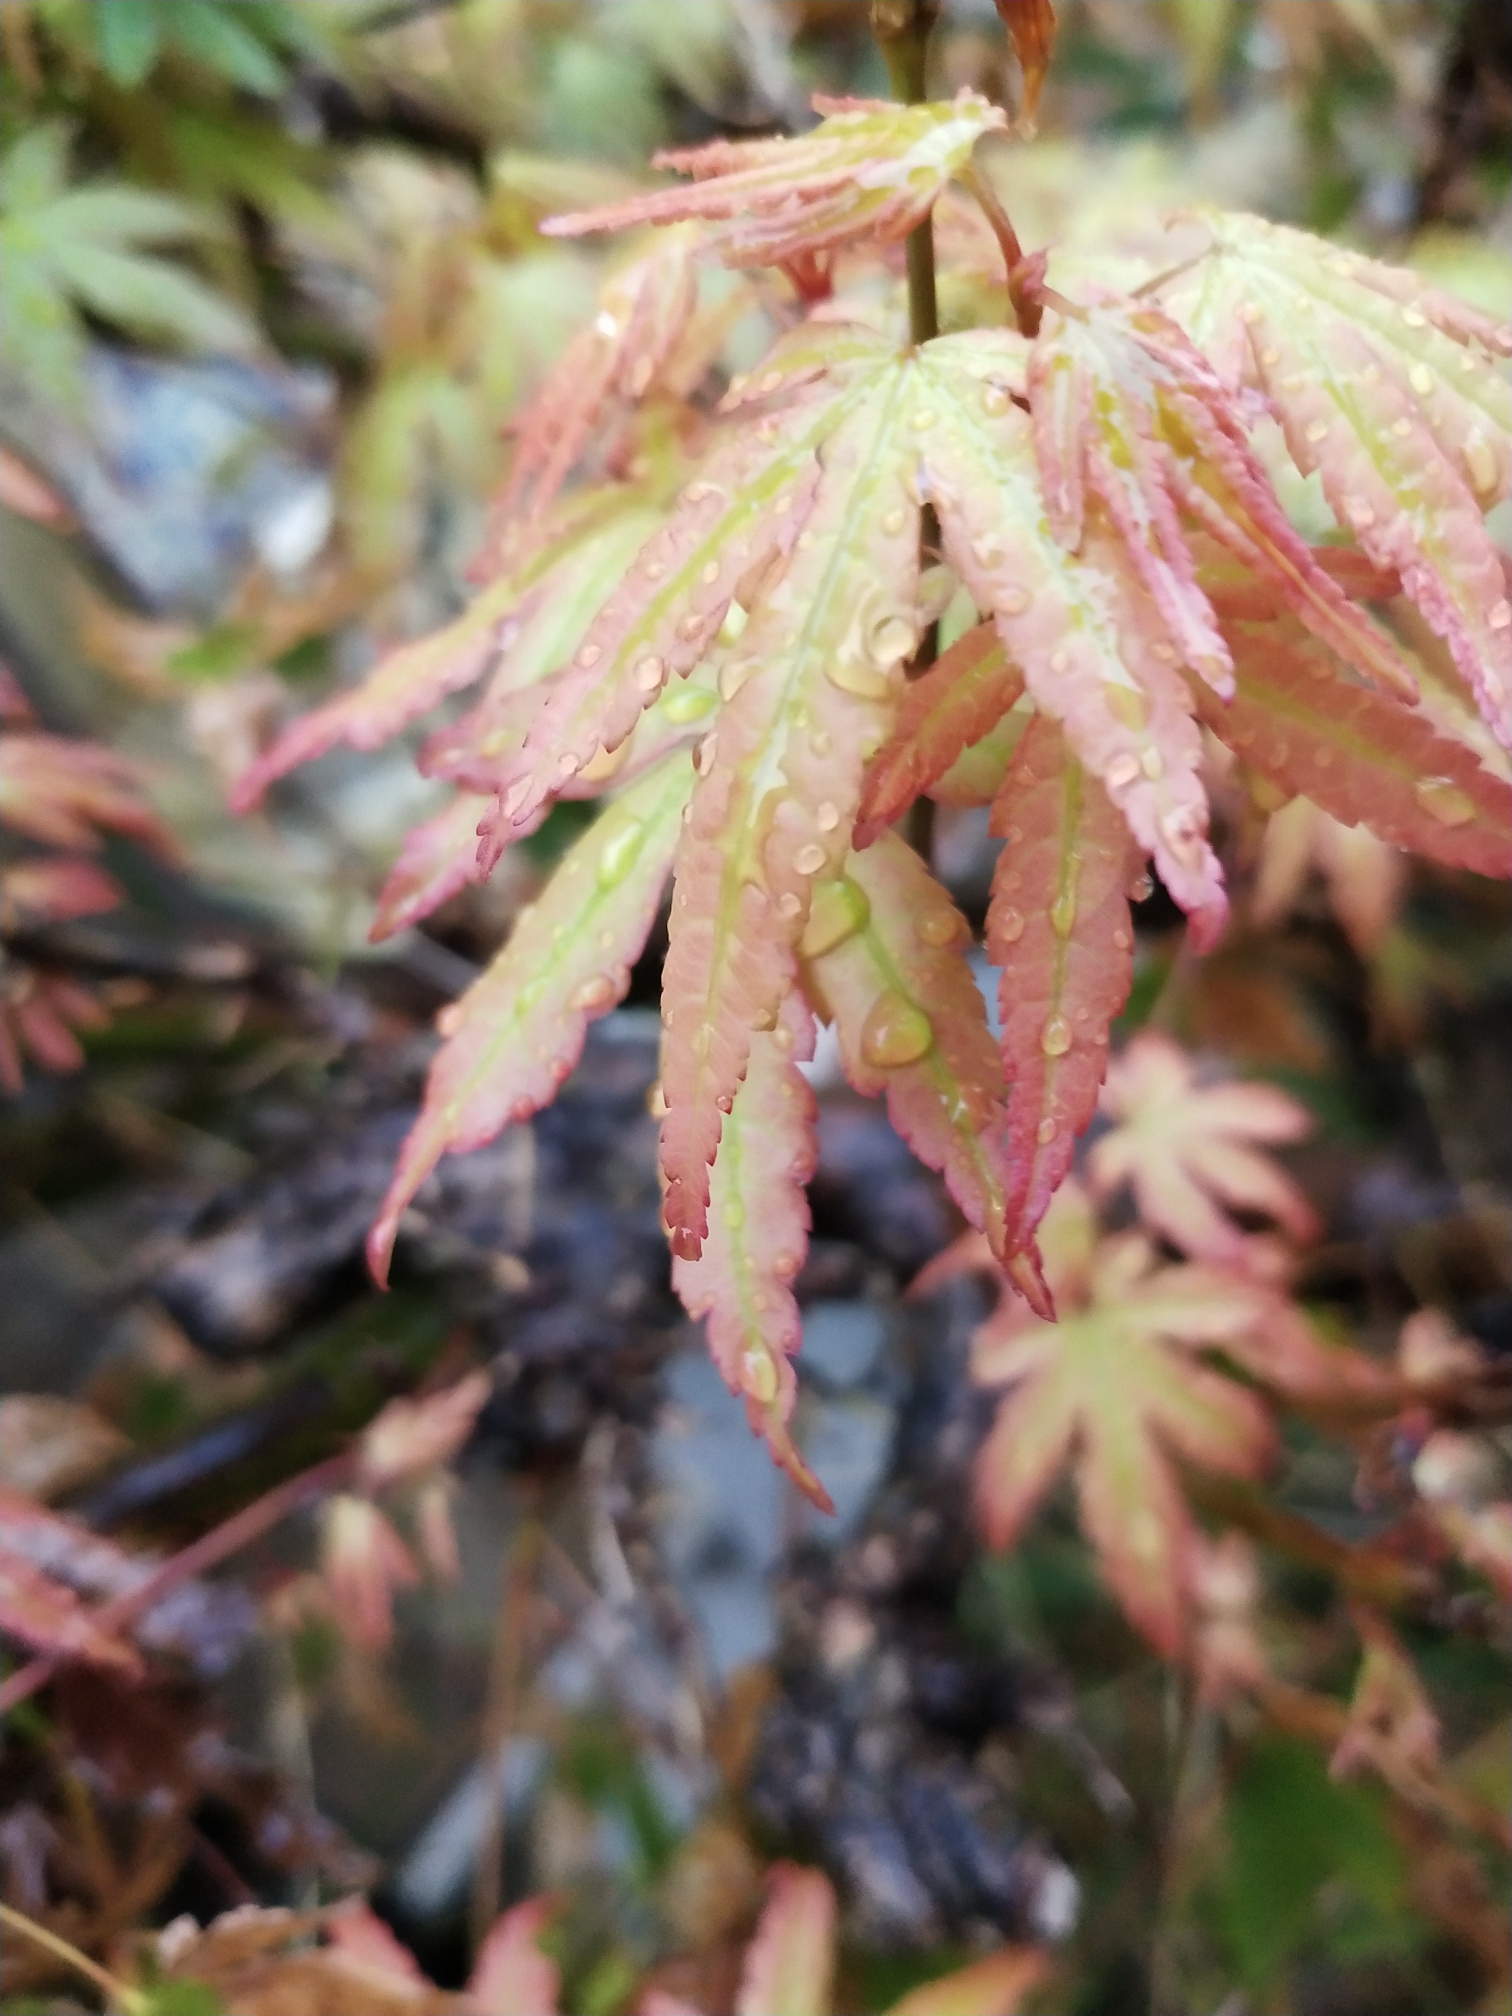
466, 1897, 561, 2016
735, 1864, 836, 2016
358, 1372, 492, 1492
544, 94, 1008, 271
882, 1943, 1051, 2016
1089, 1032, 1318, 1265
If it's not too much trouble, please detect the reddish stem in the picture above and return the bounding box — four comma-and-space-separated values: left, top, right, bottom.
0, 1449, 355, 1717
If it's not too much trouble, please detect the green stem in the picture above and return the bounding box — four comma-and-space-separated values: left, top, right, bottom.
872, 1, 941, 864
873, 0, 940, 349
0, 1901, 142, 2011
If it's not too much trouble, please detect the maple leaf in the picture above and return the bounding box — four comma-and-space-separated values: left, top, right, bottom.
988, 712, 1140, 1308
1088, 1031, 1319, 1265
0, 732, 174, 856
0, 969, 111, 1092
487, 231, 701, 553
972, 1215, 1277, 1651
1188, 1530, 1268, 1706
1251, 797, 1407, 956
735, 1864, 836, 2016
1329, 1611, 1443, 1809
0, 121, 256, 408
232, 495, 660, 812
1025, 293, 1417, 703
1197, 576, 1512, 881
802, 831, 1013, 1261
995, 0, 1058, 126
467, 1898, 561, 2016
0, 856, 122, 931
477, 403, 829, 866
368, 790, 497, 942
1163, 212, 1512, 746
913, 333, 1229, 942
542, 92, 1009, 271
855, 619, 1026, 843
881, 1948, 1052, 2016
368, 754, 691, 1284
0, 1546, 143, 1680
672, 991, 833, 1510
357, 1372, 492, 1492
318, 1494, 419, 1653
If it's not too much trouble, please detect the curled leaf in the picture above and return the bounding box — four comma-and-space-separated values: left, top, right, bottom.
368, 756, 691, 1284
988, 713, 1140, 1305
994, 0, 1057, 125
1089, 1032, 1318, 1265
972, 1225, 1276, 1653
672, 992, 832, 1510
466, 1897, 561, 2016
856, 620, 1026, 843
544, 93, 1009, 270
735, 1864, 836, 2016
803, 832, 1012, 1256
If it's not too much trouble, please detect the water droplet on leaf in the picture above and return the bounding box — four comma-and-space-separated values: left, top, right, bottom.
1414, 776, 1474, 827
741, 1349, 779, 1405
995, 906, 1025, 944
1049, 889, 1077, 937
798, 878, 870, 963
1040, 1014, 1072, 1057
596, 819, 646, 888
657, 682, 712, 729
568, 974, 616, 1013
1105, 684, 1150, 730
860, 992, 933, 1068
917, 906, 965, 948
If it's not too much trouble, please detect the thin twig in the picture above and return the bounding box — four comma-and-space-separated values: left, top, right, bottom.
0, 1900, 138, 2010
0, 1449, 354, 1717
470, 1513, 543, 1946
873, 0, 943, 865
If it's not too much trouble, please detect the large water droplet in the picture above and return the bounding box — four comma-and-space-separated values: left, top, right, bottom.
1414, 776, 1474, 827
1040, 1014, 1073, 1057
981, 382, 1011, 416
793, 841, 828, 877
634, 654, 666, 693
1128, 869, 1154, 902
866, 613, 916, 669
663, 684, 715, 724
800, 876, 870, 958
1036, 1117, 1057, 1144
917, 906, 966, 949
1105, 684, 1150, 731
860, 991, 933, 1068
1049, 889, 1077, 938
717, 657, 753, 705
1464, 430, 1499, 500
1106, 754, 1140, 791
741, 1348, 779, 1405
567, 973, 616, 1013
826, 653, 893, 701
883, 506, 907, 535
995, 906, 1025, 945
596, 818, 645, 889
